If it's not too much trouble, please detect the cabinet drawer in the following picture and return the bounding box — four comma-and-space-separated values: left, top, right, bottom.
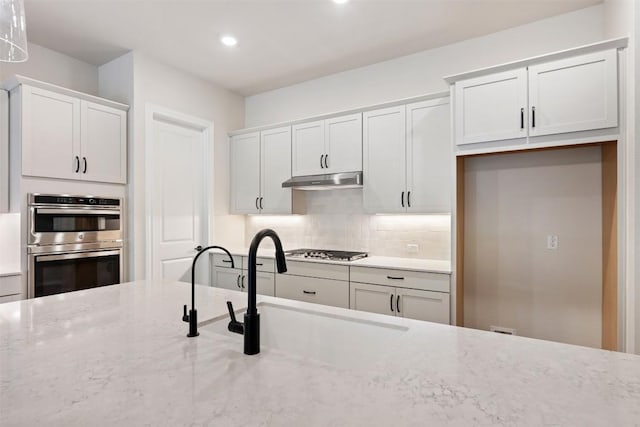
0, 274, 21, 297
212, 254, 243, 269
350, 266, 449, 293
241, 256, 275, 273
283, 260, 349, 281
276, 275, 349, 308
0, 293, 21, 304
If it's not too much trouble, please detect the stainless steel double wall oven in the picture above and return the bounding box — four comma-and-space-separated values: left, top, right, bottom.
27, 194, 123, 298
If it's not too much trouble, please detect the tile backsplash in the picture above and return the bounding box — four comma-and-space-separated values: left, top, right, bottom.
245, 189, 451, 260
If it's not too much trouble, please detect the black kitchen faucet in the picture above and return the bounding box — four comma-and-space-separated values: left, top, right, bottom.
182, 245, 235, 337
227, 229, 287, 355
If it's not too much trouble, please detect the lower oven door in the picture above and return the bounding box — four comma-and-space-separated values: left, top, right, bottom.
29, 249, 122, 298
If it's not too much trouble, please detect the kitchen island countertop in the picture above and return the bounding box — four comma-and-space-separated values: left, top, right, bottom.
1, 280, 639, 426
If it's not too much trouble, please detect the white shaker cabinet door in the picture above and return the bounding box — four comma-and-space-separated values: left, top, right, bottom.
528, 49, 618, 137
396, 288, 450, 324
406, 98, 452, 213
230, 132, 261, 214
363, 105, 407, 214
292, 120, 325, 177
80, 101, 127, 184
21, 85, 81, 180
454, 68, 527, 145
324, 113, 362, 174
260, 126, 292, 214
213, 267, 243, 291
350, 282, 395, 317
256, 272, 275, 297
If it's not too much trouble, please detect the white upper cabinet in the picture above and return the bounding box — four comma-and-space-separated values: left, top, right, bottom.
451, 45, 620, 150
230, 132, 261, 214
363, 106, 406, 214
13, 81, 128, 184
0, 90, 8, 213
292, 120, 324, 176
292, 113, 362, 176
260, 126, 292, 214
528, 50, 618, 137
230, 126, 293, 215
364, 98, 452, 214
20, 85, 80, 180
324, 113, 362, 173
454, 69, 528, 145
80, 101, 127, 183
406, 98, 452, 213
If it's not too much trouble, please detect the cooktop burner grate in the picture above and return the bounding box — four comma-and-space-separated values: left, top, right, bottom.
284, 249, 368, 262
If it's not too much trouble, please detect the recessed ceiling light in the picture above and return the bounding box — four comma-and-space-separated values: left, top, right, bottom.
220, 35, 238, 47
333, 0, 349, 4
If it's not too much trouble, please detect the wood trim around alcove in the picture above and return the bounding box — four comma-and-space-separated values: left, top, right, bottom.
456, 141, 618, 350
601, 141, 618, 350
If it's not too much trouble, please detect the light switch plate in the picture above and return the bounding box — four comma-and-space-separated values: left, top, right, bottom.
547, 235, 559, 250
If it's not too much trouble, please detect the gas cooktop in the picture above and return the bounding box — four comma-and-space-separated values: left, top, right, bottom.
284, 249, 368, 262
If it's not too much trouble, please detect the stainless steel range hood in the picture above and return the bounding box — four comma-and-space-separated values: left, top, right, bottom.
282, 172, 363, 190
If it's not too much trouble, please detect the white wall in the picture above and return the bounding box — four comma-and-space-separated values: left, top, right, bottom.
99, 52, 246, 282
464, 147, 603, 349
245, 5, 604, 127
0, 42, 98, 94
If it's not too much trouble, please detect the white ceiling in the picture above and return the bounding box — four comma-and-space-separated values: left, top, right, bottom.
24, 0, 601, 96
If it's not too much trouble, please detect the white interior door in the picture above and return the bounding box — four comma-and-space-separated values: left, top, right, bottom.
151, 118, 207, 283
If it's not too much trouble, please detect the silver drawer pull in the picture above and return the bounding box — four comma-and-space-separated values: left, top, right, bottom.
303, 290, 316, 295
387, 276, 405, 280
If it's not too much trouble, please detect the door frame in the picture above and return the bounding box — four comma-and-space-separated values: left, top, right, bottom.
144, 103, 215, 281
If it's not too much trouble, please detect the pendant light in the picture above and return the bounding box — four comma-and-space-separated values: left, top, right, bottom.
0, 0, 28, 62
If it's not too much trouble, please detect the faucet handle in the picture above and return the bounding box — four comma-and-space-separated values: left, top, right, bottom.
182, 304, 189, 322
226, 301, 244, 335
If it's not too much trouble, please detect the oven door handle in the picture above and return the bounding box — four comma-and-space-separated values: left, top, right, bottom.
35, 208, 121, 216
35, 250, 121, 262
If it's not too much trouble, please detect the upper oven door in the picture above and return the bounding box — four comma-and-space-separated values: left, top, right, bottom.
29, 206, 122, 245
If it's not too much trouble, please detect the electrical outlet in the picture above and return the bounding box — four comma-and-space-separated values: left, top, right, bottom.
547, 235, 559, 250
406, 243, 419, 254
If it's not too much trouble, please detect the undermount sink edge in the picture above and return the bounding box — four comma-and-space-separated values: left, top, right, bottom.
201, 302, 409, 369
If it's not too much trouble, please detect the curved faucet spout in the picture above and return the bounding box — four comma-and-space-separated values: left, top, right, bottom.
247, 229, 287, 316
183, 245, 234, 338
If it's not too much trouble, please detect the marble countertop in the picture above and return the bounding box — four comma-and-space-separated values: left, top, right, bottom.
1, 281, 639, 426
210, 248, 451, 274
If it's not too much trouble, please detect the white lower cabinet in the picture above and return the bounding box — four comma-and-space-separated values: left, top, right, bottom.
0, 275, 22, 303
211, 255, 275, 297
350, 269, 450, 324
276, 260, 349, 308
276, 274, 349, 308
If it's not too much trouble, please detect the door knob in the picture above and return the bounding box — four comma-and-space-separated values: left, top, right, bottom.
194, 245, 203, 252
